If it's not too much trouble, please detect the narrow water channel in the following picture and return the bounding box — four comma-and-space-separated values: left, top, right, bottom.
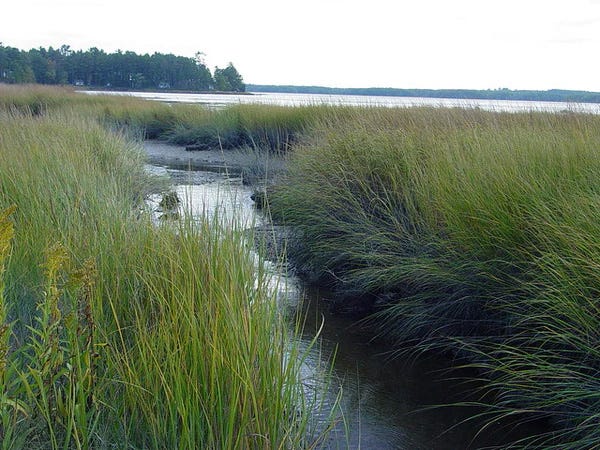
149, 163, 550, 449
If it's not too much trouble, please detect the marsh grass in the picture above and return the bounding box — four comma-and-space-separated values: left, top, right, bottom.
6, 83, 600, 447
122, 102, 345, 152
0, 84, 344, 152
0, 102, 337, 448
268, 106, 600, 448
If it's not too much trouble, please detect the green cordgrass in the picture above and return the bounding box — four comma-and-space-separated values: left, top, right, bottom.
268, 106, 600, 448
0, 102, 336, 448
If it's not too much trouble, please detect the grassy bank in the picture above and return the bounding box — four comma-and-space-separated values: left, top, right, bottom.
268, 106, 600, 448
0, 84, 342, 151
0, 102, 333, 447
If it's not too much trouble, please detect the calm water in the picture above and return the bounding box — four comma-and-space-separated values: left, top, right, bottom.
85, 89, 600, 114
149, 163, 550, 449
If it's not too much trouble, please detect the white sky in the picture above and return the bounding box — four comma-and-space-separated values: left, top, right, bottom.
2, 0, 600, 91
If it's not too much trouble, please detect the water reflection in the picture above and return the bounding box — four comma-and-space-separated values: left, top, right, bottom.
298, 289, 550, 449
147, 165, 258, 228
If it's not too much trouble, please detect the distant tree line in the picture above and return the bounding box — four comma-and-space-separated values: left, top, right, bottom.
0, 43, 245, 92
247, 84, 600, 104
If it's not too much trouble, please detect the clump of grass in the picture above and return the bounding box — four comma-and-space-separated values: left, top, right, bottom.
269, 106, 600, 447
105, 217, 326, 449
164, 103, 347, 152
0, 103, 337, 448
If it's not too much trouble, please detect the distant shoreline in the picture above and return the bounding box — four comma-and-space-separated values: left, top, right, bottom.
247, 84, 600, 104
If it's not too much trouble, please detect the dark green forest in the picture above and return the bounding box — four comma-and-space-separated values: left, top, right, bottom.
0, 44, 245, 92
248, 84, 600, 103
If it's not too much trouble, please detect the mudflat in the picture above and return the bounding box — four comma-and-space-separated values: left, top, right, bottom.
143, 140, 258, 173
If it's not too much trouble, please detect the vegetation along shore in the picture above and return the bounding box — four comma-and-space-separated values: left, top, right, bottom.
0, 84, 336, 448
0, 44, 245, 92
1, 83, 600, 448
267, 106, 600, 448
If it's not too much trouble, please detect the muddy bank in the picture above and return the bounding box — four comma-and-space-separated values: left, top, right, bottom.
143, 140, 286, 185
144, 140, 255, 172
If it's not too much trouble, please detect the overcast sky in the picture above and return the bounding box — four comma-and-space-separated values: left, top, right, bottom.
2, 0, 600, 91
